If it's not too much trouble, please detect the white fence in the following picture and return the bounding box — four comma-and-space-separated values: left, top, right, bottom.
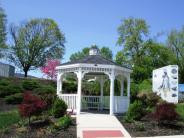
58, 94, 78, 112
59, 94, 129, 113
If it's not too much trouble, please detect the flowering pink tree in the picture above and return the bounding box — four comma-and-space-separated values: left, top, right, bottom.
40, 59, 60, 80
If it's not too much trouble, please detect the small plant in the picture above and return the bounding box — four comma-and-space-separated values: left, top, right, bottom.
134, 121, 145, 131
52, 97, 67, 118
153, 102, 178, 124
22, 79, 40, 90
124, 100, 144, 122
18, 92, 47, 125
54, 115, 72, 129
5, 93, 23, 104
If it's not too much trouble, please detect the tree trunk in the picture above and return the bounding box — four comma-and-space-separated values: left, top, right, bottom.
24, 69, 28, 78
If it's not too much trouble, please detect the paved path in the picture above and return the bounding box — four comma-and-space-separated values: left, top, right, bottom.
77, 113, 131, 138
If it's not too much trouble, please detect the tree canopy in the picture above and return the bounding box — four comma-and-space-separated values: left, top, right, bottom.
167, 27, 184, 83
9, 18, 65, 77
70, 45, 113, 61
0, 6, 7, 58
117, 18, 175, 82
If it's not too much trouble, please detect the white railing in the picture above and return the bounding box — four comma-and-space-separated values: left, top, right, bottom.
59, 94, 129, 113
114, 96, 129, 113
82, 96, 101, 110
58, 94, 77, 112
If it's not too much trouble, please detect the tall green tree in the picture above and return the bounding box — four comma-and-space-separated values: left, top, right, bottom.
117, 17, 149, 82
70, 45, 113, 61
167, 27, 184, 83
117, 17, 149, 64
115, 51, 127, 65
100, 47, 113, 60
0, 6, 7, 58
132, 40, 175, 81
9, 18, 65, 77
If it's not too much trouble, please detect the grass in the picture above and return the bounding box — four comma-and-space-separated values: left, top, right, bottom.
0, 110, 21, 129
176, 103, 184, 121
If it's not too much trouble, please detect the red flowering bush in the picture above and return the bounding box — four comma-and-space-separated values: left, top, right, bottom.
18, 92, 47, 124
153, 102, 178, 124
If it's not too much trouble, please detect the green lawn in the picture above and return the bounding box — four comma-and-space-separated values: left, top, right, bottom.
176, 103, 184, 121
0, 110, 20, 129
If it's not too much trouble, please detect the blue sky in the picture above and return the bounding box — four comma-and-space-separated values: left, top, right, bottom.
1, 0, 184, 77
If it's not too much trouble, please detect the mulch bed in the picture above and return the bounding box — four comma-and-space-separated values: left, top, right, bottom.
0, 118, 77, 138
118, 115, 184, 137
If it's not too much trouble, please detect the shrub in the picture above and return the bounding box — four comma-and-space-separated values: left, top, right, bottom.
124, 100, 144, 122
52, 98, 67, 118
137, 92, 161, 108
54, 115, 72, 129
33, 85, 55, 95
0, 84, 23, 98
0, 79, 11, 86
153, 103, 178, 124
22, 79, 40, 90
130, 82, 139, 103
138, 79, 152, 93
18, 92, 47, 124
5, 93, 23, 104
63, 81, 77, 93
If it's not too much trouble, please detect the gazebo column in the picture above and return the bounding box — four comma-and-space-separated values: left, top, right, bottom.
57, 73, 63, 95
100, 77, 104, 110
77, 69, 83, 115
127, 74, 131, 103
110, 71, 115, 115
120, 78, 124, 96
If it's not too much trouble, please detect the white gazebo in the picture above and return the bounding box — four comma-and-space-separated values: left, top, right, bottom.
56, 47, 132, 115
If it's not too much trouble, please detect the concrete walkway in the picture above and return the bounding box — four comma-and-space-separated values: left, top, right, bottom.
136, 136, 184, 138
77, 113, 131, 138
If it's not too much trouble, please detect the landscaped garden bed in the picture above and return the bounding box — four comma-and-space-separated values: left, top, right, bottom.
0, 78, 77, 138
118, 88, 184, 137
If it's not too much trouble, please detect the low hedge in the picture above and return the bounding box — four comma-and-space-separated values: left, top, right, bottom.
22, 79, 40, 90
5, 93, 23, 104
0, 84, 23, 98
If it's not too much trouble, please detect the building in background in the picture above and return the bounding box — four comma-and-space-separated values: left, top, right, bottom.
0, 62, 15, 77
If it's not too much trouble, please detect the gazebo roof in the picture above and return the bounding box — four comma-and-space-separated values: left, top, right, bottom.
59, 55, 131, 69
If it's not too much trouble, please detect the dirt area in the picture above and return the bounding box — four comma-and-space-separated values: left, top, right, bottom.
118, 115, 184, 137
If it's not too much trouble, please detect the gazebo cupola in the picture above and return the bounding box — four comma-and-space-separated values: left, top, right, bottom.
56, 47, 132, 115
89, 46, 100, 55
